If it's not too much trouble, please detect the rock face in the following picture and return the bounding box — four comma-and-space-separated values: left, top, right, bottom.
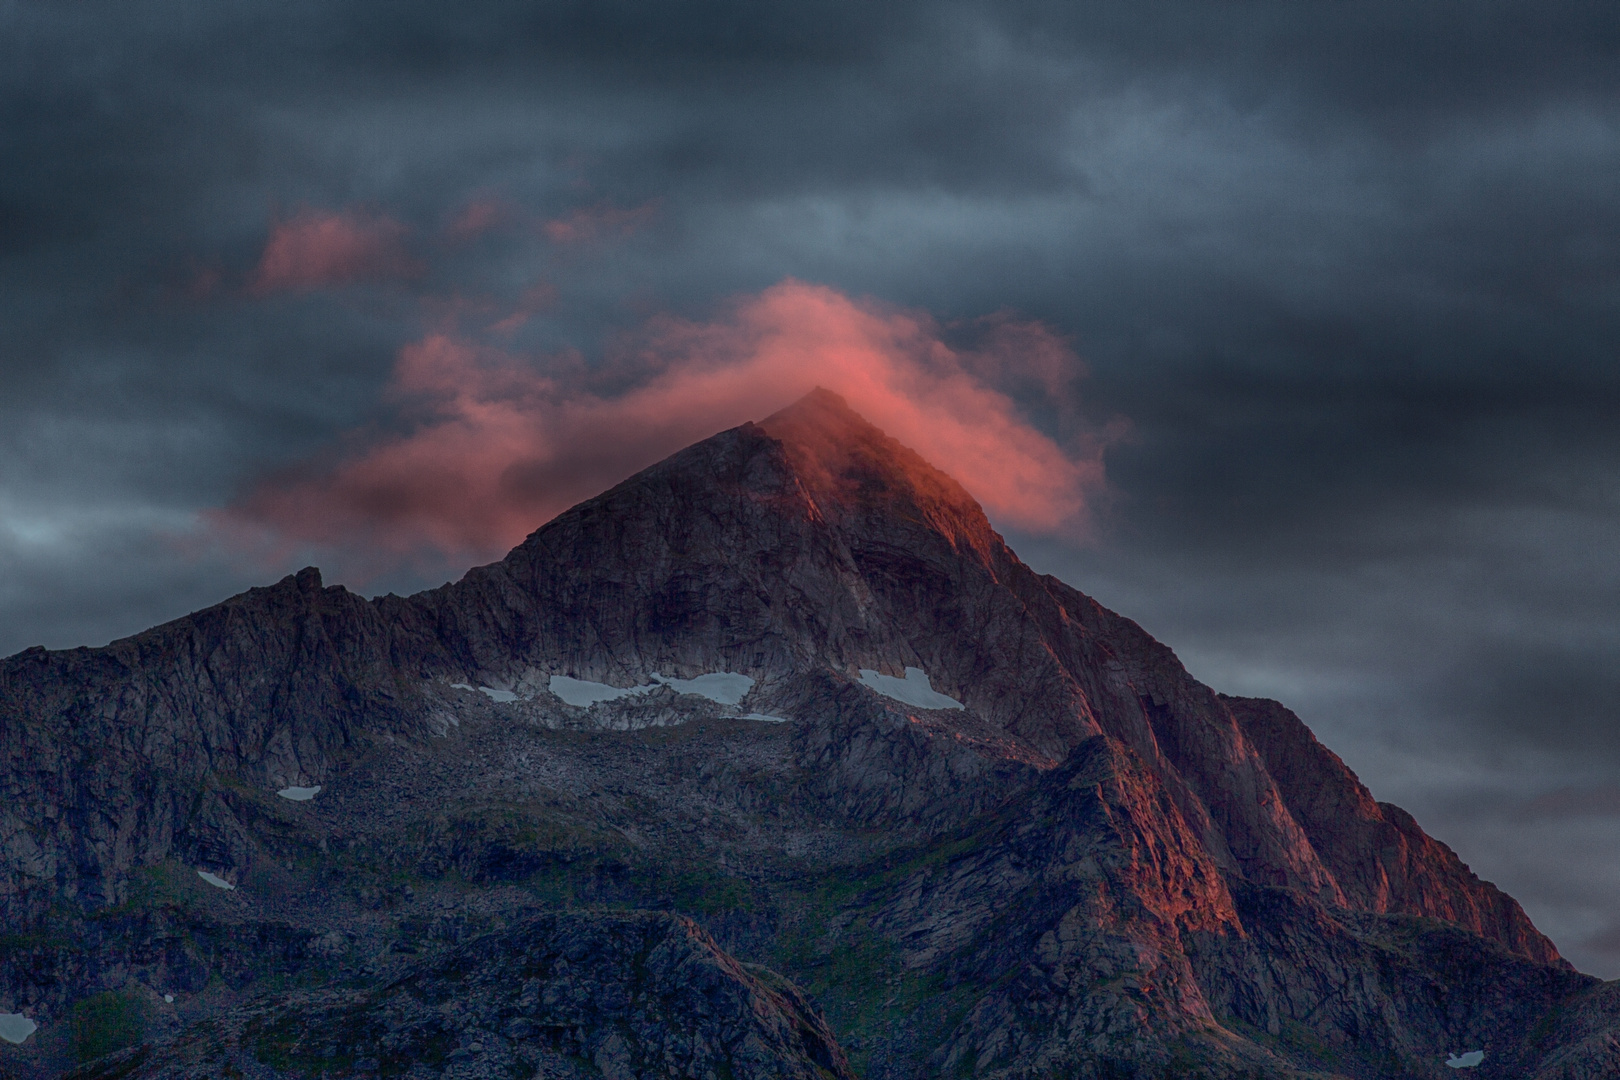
1222, 695, 1560, 963
60, 911, 852, 1080
1, 388, 1614, 1079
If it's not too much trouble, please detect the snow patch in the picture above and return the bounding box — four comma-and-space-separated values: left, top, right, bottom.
858, 667, 965, 710
549, 676, 654, 707
549, 672, 756, 708
277, 785, 321, 801
196, 871, 236, 891
0, 1014, 36, 1045
1446, 1051, 1484, 1068
450, 682, 518, 703
651, 672, 755, 705
741, 713, 790, 723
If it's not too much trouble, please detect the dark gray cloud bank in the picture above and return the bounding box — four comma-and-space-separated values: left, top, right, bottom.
3, 1, 1618, 974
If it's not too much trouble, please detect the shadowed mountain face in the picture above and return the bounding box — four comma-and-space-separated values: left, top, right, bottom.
1, 389, 1613, 1079
58, 912, 854, 1080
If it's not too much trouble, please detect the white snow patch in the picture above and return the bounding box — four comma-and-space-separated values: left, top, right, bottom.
0, 1014, 36, 1045
549, 676, 654, 707
1446, 1051, 1484, 1068
277, 785, 321, 801
196, 871, 236, 891
741, 713, 790, 723
550, 672, 757, 708
450, 682, 518, 703
651, 672, 755, 705
858, 667, 965, 710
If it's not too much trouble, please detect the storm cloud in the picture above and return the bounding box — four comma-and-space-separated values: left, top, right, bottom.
2, 0, 1617, 973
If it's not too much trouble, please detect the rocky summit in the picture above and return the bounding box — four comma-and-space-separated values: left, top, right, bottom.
1, 388, 1615, 1080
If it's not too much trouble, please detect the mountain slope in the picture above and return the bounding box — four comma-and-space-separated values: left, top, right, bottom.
60, 911, 853, 1080
414, 388, 1557, 957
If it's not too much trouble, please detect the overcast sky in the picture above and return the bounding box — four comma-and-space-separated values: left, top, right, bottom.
3, 1, 1617, 975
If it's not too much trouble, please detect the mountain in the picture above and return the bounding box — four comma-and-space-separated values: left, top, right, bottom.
1, 388, 1615, 1079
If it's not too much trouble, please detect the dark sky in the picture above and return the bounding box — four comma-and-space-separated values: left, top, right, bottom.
4, 1, 1617, 975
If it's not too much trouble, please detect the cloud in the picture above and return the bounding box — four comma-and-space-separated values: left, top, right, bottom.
250, 208, 420, 294
222, 280, 1104, 565
1437, 639, 1620, 758
623, 281, 1103, 529
489, 281, 558, 336
443, 196, 514, 243
1520, 786, 1620, 820
542, 200, 660, 244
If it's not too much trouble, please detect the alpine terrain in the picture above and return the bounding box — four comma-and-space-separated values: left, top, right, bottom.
1, 389, 1615, 1080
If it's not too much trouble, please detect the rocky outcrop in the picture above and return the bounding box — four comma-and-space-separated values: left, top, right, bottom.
1188, 883, 1594, 1079
777, 733, 1593, 1080
1224, 694, 1563, 965
0, 566, 418, 919
62, 911, 853, 1080
860, 737, 1257, 1079
1524, 980, 1620, 1080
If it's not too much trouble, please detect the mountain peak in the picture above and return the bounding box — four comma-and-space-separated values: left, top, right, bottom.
756, 388, 998, 559
765, 384, 856, 421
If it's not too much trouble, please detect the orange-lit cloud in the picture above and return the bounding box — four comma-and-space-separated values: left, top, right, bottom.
542, 200, 660, 244
224, 280, 1104, 563
251, 208, 419, 294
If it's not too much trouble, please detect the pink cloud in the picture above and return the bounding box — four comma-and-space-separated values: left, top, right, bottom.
251, 208, 419, 295
443, 196, 513, 242
542, 200, 660, 244
489, 281, 558, 336
223, 280, 1107, 565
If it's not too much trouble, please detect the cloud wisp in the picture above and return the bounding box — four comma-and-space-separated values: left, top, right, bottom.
251, 208, 421, 295
542, 200, 661, 245
221, 280, 1104, 568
